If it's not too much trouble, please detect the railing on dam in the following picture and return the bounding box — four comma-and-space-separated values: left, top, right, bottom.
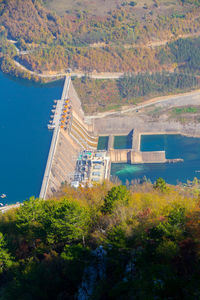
39, 75, 71, 200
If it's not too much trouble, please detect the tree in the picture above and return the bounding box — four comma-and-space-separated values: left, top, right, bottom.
168, 207, 186, 226
0, 232, 13, 274
16, 197, 90, 247
153, 178, 168, 192
44, 199, 90, 245
101, 185, 130, 214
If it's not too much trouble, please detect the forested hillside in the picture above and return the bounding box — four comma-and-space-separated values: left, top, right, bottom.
73, 70, 200, 113
0, 0, 200, 78
1, 180, 200, 299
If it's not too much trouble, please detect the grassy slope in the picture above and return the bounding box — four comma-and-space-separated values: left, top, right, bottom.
45, 0, 187, 19
45, 0, 127, 16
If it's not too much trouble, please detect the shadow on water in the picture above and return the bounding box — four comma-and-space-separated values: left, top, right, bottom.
114, 131, 133, 149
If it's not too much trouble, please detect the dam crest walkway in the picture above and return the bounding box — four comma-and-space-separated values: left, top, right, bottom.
39, 76, 71, 200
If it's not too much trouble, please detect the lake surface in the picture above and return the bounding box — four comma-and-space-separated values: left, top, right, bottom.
111, 134, 200, 185
0, 73, 63, 204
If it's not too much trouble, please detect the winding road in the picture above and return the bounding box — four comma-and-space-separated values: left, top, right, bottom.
13, 59, 123, 79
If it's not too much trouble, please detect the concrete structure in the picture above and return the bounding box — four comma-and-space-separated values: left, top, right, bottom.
40, 77, 99, 199
107, 130, 183, 164
132, 129, 140, 152
40, 76, 71, 200
108, 135, 114, 151
40, 78, 184, 200
109, 148, 167, 164
130, 150, 167, 164
72, 150, 110, 187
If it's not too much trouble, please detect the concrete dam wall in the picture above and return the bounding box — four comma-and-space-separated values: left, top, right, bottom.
41, 78, 98, 199
129, 151, 166, 164
45, 130, 82, 199
109, 149, 166, 164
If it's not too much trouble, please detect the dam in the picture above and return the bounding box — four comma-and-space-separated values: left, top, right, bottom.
40, 77, 183, 199
39, 76, 98, 199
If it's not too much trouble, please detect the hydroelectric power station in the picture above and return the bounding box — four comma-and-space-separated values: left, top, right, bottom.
39, 76, 104, 199
40, 77, 184, 199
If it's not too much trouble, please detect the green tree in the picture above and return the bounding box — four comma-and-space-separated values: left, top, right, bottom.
16, 197, 46, 239
16, 197, 90, 247
0, 232, 13, 274
101, 185, 130, 214
168, 207, 186, 226
153, 178, 168, 192
44, 199, 90, 245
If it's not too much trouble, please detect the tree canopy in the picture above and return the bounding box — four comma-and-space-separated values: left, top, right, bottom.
1, 181, 200, 299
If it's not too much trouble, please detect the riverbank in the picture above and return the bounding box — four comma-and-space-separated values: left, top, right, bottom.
1, 54, 200, 118
0, 203, 20, 213
0, 56, 66, 84
91, 86, 200, 139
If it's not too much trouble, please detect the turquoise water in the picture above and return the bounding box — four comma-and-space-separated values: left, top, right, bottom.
114, 134, 132, 149
98, 135, 132, 150
97, 136, 109, 150
0, 73, 63, 204
111, 134, 200, 185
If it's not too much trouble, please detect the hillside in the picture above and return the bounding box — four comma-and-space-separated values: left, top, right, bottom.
73, 65, 200, 113
45, 0, 128, 16
0, 0, 200, 81
1, 180, 200, 299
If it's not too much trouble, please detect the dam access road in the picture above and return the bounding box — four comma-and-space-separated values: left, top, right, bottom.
39, 75, 71, 200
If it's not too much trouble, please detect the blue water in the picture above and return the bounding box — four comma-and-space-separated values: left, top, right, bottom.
111, 134, 200, 185
0, 73, 63, 204
2, 72, 200, 204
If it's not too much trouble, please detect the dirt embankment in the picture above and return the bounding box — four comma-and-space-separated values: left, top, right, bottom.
91, 89, 200, 137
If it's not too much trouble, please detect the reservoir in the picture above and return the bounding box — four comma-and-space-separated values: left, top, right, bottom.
111, 134, 200, 185
0, 72, 62, 205
1, 71, 200, 204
